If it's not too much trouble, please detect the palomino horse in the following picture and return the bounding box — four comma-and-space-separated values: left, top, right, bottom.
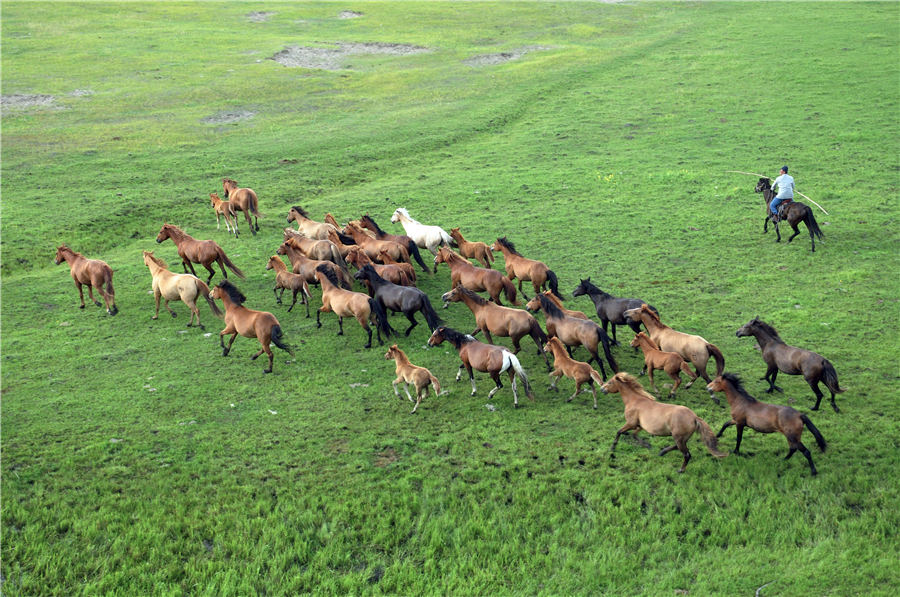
434, 247, 518, 305
755, 178, 824, 251
143, 251, 222, 328
543, 337, 604, 409
222, 178, 260, 234
427, 326, 534, 407
282, 229, 347, 269
449, 228, 494, 269
346, 247, 414, 287
385, 344, 442, 414
156, 224, 245, 285
440, 285, 549, 371
287, 206, 337, 240
54, 245, 118, 315
736, 317, 844, 412
315, 264, 394, 348
572, 278, 657, 344
600, 373, 727, 473
276, 240, 352, 290
354, 265, 442, 336
265, 255, 312, 317
526, 294, 617, 380
357, 213, 430, 273
708, 374, 827, 475
490, 237, 562, 300
344, 222, 410, 264
210, 192, 239, 237
623, 304, 724, 390
391, 207, 453, 271
209, 280, 294, 373
630, 332, 697, 398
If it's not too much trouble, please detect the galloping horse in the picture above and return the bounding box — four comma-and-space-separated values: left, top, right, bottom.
376, 249, 418, 284
354, 265, 442, 336
449, 227, 494, 269
538, 290, 589, 320
385, 345, 442, 414
54, 245, 118, 315
572, 278, 657, 344
490, 237, 562, 300
623, 304, 724, 390
276, 240, 352, 290
755, 177, 824, 251
346, 247, 414, 287
357, 213, 430, 273
441, 285, 549, 370
143, 250, 222, 328
434, 247, 518, 305
210, 192, 239, 237
601, 373, 727, 473
316, 264, 394, 348
736, 317, 844, 412
222, 177, 260, 234
427, 326, 534, 407
526, 294, 617, 380
391, 207, 453, 271
708, 374, 827, 475
543, 337, 604, 409
629, 332, 697, 398
265, 255, 312, 316
209, 280, 294, 373
282, 229, 347, 269
156, 224, 245, 285
344, 222, 410, 264
287, 206, 337, 240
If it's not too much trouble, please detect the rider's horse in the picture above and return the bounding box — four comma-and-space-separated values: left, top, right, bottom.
755, 178, 824, 251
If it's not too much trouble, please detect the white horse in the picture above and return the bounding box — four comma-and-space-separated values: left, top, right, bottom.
391, 207, 453, 272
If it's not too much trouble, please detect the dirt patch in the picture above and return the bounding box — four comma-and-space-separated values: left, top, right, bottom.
463, 45, 551, 67
70, 89, 94, 97
339, 11, 363, 19
374, 447, 398, 467
270, 42, 430, 70
1, 94, 55, 110
201, 110, 255, 124
246, 11, 275, 23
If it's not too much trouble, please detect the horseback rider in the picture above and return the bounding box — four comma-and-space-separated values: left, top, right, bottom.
769, 166, 794, 222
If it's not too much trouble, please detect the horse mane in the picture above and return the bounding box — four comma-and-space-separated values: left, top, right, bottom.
640, 304, 661, 324
721, 373, 757, 403
216, 280, 246, 305
335, 230, 356, 245
455, 285, 488, 305
315, 263, 341, 287
395, 207, 418, 224
361, 214, 386, 235
751, 318, 783, 342
578, 278, 607, 296
538, 293, 565, 318
223, 177, 236, 185
291, 206, 310, 218
496, 237, 520, 255
436, 326, 476, 349
145, 252, 168, 268
357, 264, 386, 283
614, 373, 656, 400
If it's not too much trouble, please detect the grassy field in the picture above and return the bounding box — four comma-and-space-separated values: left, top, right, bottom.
2, 2, 898, 595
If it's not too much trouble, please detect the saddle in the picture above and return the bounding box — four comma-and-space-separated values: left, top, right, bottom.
772, 198, 793, 221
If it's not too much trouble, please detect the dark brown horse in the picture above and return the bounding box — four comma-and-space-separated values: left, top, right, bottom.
736, 317, 844, 412
222, 177, 260, 234
434, 247, 518, 305
572, 278, 657, 344
755, 178, 824, 251
156, 224, 245, 285
354, 265, 442, 337
54, 245, 118, 315
708, 373, 827, 475
357, 213, 431, 273
490, 237, 562, 299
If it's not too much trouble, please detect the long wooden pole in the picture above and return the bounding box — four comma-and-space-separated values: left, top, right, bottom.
725, 170, 829, 215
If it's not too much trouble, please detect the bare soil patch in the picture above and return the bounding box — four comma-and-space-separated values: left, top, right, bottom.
1, 94, 55, 110
246, 11, 275, 23
270, 42, 430, 70
463, 45, 551, 67
339, 11, 363, 19
201, 109, 256, 124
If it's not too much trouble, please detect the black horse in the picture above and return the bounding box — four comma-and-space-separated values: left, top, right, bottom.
755, 178, 825, 252
354, 265, 443, 336
572, 278, 658, 345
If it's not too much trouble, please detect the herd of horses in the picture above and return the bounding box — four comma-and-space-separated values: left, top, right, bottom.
54, 178, 844, 475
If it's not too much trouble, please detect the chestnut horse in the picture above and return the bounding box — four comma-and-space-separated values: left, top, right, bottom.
572, 278, 657, 344
282, 229, 347, 269
449, 227, 493, 269
385, 344, 442, 414
315, 264, 394, 348
156, 224, 245, 285
440, 285, 549, 370
376, 249, 418, 284
630, 332, 697, 398
357, 213, 430, 273
708, 373, 827, 475
345, 222, 410, 264
276, 240, 352, 290
210, 280, 294, 373
543, 337, 604, 409
287, 206, 337, 240
210, 192, 239, 237
143, 250, 221, 328
756, 178, 824, 251
736, 317, 844, 412
265, 255, 312, 317
427, 326, 534, 407
222, 178, 260, 234
600, 373, 727, 473
539, 290, 589, 320
346, 247, 413, 287
434, 247, 518, 305
54, 245, 118, 315
490, 237, 562, 299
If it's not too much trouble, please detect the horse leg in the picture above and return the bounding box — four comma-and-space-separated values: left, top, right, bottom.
675, 438, 691, 473
487, 371, 503, 399
403, 312, 417, 337
337, 316, 344, 336
806, 377, 825, 411
567, 382, 582, 403
716, 420, 734, 438
610, 423, 638, 458
287, 289, 299, 313
668, 371, 682, 397
733, 424, 745, 454
548, 370, 561, 392
152, 290, 162, 319
508, 369, 519, 408
402, 382, 415, 402
765, 367, 783, 393
590, 348, 608, 381
531, 333, 551, 371
482, 330, 495, 345
216, 213, 221, 230
362, 323, 373, 349
647, 368, 658, 394
86, 284, 102, 307
163, 298, 177, 319
787, 223, 802, 244
774, 221, 782, 243
465, 365, 477, 396
217, 259, 228, 281
187, 299, 202, 329
75, 281, 87, 308
794, 440, 817, 475
221, 332, 238, 356
274, 286, 282, 305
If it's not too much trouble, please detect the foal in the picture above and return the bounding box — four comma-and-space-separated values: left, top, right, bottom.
449, 227, 494, 268
210, 192, 239, 237
265, 255, 312, 316
543, 337, 604, 409
384, 345, 442, 414
630, 332, 697, 398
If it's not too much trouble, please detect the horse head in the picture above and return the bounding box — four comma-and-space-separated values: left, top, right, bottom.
735, 316, 760, 338
156, 224, 171, 243
384, 344, 400, 360
755, 178, 771, 194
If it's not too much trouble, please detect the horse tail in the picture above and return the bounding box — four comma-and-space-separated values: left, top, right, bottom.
104, 268, 118, 315
217, 247, 246, 279
680, 360, 695, 378
369, 298, 396, 339
695, 416, 728, 458
546, 269, 564, 300
196, 279, 224, 318
590, 369, 604, 386
442, 229, 455, 248
486, 248, 494, 265
502, 276, 519, 305
250, 191, 260, 217
336, 267, 353, 290
503, 352, 534, 399
331, 246, 348, 271
430, 374, 442, 397
800, 414, 827, 452
804, 208, 825, 240
595, 324, 619, 374
822, 360, 845, 394
270, 324, 295, 357
407, 240, 430, 274
419, 294, 444, 332
530, 318, 548, 346
707, 343, 725, 376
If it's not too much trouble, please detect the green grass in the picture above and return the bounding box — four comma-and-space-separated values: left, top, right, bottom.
2, 2, 899, 595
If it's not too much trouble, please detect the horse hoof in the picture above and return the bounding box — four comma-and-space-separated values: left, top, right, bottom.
79, 305, 86, 309
263, 369, 272, 374
94, 301, 102, 307
171, 312, 177, 318
151, 316, 159, 320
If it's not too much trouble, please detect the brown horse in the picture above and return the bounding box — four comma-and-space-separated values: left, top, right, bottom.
265, 255, 312, 317
600, 373, 727, 473
346, 247, 413, 287
357, 213, 431, 273
276, 240, 352, 290
525, 294, 617, 380
345, 222, 410, 264
143, 251, 222, 328
440, 285, 549, 370
315, 264, 394, 348
209, 280, 294, 373
377, 249, 418, 284
434, 247, 518, 305
736, 317, 844, 412
540, 290, 589, 320
282, 229, 347, 269
427, 326, 534, 407
755, 178, 824, 251
708, 374, 827, 475
630, 332, 697, 398
156, 224, 245, 285
623, 304, 724, 390
210, 192, 239, 237
54, 245, 118, 315
449, 228, 494, 269
222, 177, 260, 234
287, 206, 337, 240
490, 237, 562, 299
385, 345, 442, 414
543, 337, 604, 409
325, 228, 358, 259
